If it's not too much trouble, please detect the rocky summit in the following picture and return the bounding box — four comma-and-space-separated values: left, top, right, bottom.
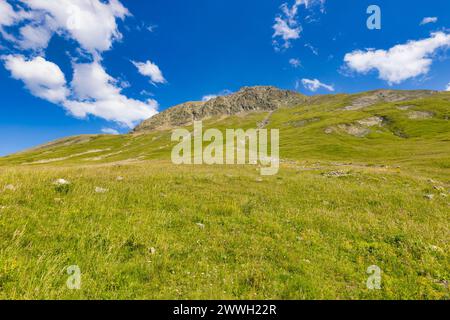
132, 86, 306, 133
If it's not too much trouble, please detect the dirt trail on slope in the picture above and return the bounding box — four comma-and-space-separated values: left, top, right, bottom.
257, 111, 274, 129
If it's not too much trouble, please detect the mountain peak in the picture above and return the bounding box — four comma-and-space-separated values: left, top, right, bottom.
132, 86, 305, 133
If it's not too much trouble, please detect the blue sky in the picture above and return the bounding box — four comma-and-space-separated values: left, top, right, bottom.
0, 0, 449, 156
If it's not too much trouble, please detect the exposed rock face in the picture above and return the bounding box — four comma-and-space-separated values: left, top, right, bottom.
408, 111, 434, 120
132, 86, 306, 133
356, 116, 385, 127
326, 116, 387, 138
343, 90, 437, 111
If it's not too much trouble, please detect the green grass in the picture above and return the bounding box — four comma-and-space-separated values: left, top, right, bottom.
0, 92, 449, 299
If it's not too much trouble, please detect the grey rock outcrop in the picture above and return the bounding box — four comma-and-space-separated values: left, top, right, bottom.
132, 86, 306, 133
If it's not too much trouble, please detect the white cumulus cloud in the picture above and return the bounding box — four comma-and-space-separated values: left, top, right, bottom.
1, 55, 157, 127
420, 17, 438, 25
0, 1, 161, 128
2, 54, 69, 103
344, 32, 450, 85
299, 78, 334, 92
446, 83, 450, 91
65, 61, 158, 127
12, 0, 129, 53
132, 60, 167, 85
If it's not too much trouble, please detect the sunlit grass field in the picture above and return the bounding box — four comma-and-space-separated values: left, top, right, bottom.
0, 91, 449, 299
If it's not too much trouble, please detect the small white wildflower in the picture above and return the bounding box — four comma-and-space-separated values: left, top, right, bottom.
95, 187, 108, 193
429, 245, 443, 253
54, 179, 70, 185
424, 194, 434, 200
196, 223, 205, 229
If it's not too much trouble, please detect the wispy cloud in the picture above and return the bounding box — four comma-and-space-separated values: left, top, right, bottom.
0, 0, 20, 27
147, 24, 158, 32
298, 78, 334, 92
420, 17, 438, 25
272, 0, 326, 50
304, 43, 318, 55
102, 128, 120, 135
202, 89, 232, 102
289, 58, 302, 68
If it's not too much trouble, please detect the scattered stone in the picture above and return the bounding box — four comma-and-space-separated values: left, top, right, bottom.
356, 116, 384, 127
255, 178, 263, 182
0, 205, 7, 210
396, 105, 413, 111
4, 184, 16, 191
433, 185, 445, 192
337, 124, 370, 137
408, 111, 434, 120
257, 110, 274, 129
324, 128, 334, 134
116, 176, 124, 181
95, 187, 108, 193
54, 198, 63, 203
196, 223, 205, 229
440, 193, 448, 198
149, 247, 156, 255
323, 171, 350, 178
424, 194, 434, 200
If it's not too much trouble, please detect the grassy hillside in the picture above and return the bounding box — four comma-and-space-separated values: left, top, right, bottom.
0, 91, 449, 299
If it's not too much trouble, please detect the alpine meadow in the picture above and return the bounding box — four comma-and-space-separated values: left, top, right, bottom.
0, 0, 449, 303
0, 87, 449, 299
